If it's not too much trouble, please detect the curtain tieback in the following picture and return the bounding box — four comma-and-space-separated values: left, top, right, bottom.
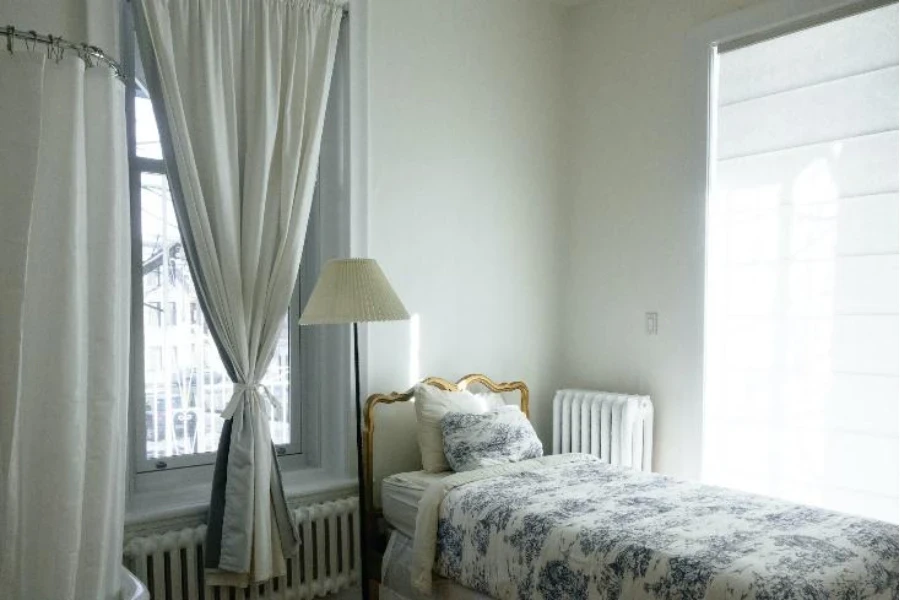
221, 382, 281, 420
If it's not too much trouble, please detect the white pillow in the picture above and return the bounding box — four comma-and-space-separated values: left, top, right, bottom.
413, 384, 501, 472
471, 391, 507, 410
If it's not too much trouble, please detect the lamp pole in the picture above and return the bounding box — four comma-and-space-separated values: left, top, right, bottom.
353, 322, 371, 600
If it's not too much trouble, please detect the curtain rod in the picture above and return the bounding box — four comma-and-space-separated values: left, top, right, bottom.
121, 0, 348, 13
3, 6, 345, 81
2, 25, 125, 80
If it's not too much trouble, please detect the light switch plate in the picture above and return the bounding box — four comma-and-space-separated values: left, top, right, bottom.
645, 312, 658, 335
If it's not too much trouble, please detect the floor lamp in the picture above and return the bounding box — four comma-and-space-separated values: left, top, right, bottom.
298, 258, 410, 600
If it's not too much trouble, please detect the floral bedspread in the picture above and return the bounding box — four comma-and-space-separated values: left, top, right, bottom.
425, 454, 898, 599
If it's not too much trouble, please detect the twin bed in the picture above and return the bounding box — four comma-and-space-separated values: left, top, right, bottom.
363, 374, 899, 600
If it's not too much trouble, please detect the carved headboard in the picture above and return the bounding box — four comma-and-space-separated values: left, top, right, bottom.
362, 374, 530, 518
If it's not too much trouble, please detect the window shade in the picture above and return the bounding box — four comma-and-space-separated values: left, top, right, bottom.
704, 3, 899, 522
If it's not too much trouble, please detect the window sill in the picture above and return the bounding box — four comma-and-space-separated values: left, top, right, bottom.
125, 467, 357, 535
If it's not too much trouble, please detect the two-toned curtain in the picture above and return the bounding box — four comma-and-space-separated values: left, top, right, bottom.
135, 0, 342, 586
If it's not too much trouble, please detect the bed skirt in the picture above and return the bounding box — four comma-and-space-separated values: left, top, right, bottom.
381, 531, 492, 600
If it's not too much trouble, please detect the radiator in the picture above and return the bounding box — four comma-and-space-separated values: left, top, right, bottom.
124, 497, 359, 600
552, 389, 654, 472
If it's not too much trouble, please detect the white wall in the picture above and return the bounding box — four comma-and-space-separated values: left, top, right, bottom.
0, 0, 119, 60
559, 0, 767, 478
365, 0, 567, 447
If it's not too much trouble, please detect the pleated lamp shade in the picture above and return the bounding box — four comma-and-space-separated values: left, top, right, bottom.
299, 258, 410, 325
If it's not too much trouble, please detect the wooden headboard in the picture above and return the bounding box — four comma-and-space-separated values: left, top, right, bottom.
362, 374, 530, 519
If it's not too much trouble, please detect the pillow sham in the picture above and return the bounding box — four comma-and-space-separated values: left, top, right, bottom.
440, 406, 543, 472
413, 384, 504, 473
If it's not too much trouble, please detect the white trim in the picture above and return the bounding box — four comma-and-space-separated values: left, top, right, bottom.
691, 0, 897, 482
688, 0, 894, 51
717, 0, 894, 51
349, 0, 371, 443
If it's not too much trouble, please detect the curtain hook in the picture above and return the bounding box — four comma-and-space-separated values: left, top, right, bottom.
6, 26, 14, 54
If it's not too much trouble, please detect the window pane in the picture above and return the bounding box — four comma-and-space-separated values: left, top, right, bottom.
140, 173, 292, 460
135, 91, 162, 160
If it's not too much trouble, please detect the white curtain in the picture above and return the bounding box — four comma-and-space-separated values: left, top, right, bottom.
0, 53, 130, 600
705, 4, 898, 522
136, 0, 342, 586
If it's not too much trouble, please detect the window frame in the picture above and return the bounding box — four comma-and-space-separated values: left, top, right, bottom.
126, 42, 307, 478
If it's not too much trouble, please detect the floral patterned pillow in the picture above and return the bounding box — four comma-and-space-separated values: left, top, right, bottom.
440, 407, 543, 472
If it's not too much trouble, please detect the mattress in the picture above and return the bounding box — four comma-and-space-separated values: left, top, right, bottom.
381, 470, 451, 539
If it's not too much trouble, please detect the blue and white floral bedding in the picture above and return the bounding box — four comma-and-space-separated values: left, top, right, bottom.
441, 407, 543, 472
410, 454, 899, 599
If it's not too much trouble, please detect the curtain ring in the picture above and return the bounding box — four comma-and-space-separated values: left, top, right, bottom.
46, 35, 61, 63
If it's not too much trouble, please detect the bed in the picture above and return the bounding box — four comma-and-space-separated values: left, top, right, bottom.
363, 375, 899, 600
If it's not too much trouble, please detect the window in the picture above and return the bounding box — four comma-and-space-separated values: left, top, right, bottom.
126, 14, 349, 489
129, 47, 301, 472
704, 4, 898, 522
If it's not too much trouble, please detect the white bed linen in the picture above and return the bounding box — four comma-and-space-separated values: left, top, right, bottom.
381, 470, 452, 539
381, 531, 492, 600
410, 455, 576, 593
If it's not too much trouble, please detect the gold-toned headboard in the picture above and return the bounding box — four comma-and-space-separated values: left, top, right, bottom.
362, 374, 529, 522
